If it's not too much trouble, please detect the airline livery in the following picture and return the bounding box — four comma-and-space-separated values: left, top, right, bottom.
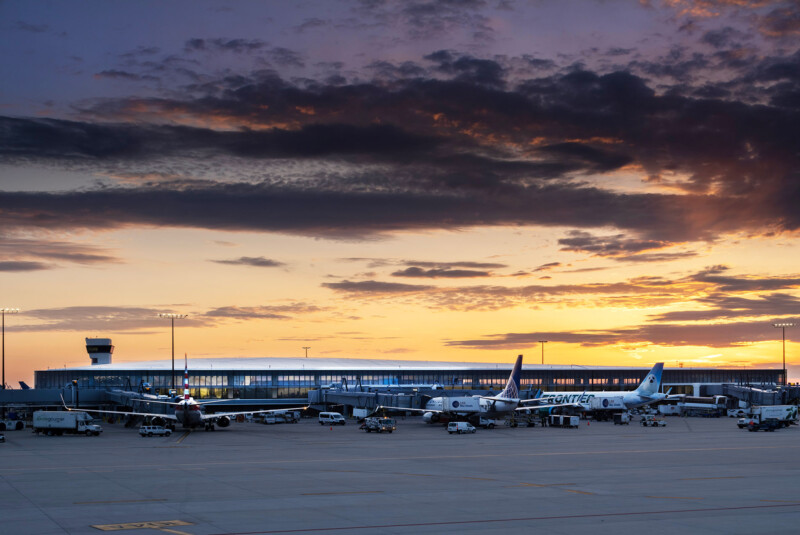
64, 355, 305, 431
537, 363, 669, 411
379, 354, 575, 424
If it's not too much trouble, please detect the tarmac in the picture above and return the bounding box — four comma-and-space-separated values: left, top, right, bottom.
1, 414, 800, 534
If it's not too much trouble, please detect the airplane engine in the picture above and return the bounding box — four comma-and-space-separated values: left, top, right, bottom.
151, 416, 167, 427
422, 412, 439, 424
216, 416, 231, 428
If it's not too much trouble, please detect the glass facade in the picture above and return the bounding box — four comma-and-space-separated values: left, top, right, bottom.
34, 366, 783, 399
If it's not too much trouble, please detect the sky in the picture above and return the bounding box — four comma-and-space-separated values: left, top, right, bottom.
1, 0, 800, 386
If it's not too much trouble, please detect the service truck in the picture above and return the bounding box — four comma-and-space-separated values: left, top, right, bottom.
747, 405, 798, 427
589, 396, 626, 421
33, 411, 103, 436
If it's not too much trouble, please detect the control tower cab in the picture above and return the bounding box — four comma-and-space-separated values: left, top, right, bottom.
86, 338, 114, 365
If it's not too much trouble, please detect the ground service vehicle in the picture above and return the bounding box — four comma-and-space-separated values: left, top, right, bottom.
0, 419, 25, 431
549, 415, 580, 428
747, 405, 798, 427
748, 418, 780, 432
479, 417, 498, 429
737, 417, 751, 429
33, 411, 103, 436
318, 412, 346, 425
139, 425, 172, 437
0, 433, 4, 443
360, 417, 396, 433
448, 421, 476, 434
640, 414, 666, 427
613, 413, 630, 425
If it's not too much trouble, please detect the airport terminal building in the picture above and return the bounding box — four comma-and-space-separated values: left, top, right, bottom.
33, 340, 783, 400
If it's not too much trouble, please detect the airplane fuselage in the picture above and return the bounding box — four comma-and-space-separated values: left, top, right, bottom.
424, 396, 520, 419
538, 391, 666, 410
174, 398, 205, 427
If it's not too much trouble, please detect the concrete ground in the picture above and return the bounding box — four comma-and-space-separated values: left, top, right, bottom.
1, 414, 799, 534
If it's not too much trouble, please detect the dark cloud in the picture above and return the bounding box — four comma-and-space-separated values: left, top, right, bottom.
205, 303, 327, 320
759, 4, 800, 38
2, 47, 800, 243
0, 261, 50, 272
444, 319, 799, 349
425, 50, 506, 88
94, 70, 160, 82
649, 293, 800, 322
212, 256, 286, 268
322, 280, 434, 293
690, 266, 800, 292
391, 266, 492, 278
533, 262, 561, 272
404, 260, 506, 269
13, 21, 49, 33
184, 38, 267, 54
612, 251, 699, 263
558, 231, 670, 256
0, 238, 119, 266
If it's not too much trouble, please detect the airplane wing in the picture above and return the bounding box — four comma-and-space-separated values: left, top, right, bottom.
372, 406, 436, 415
514, 402, 580, 412
61, 399, 179, 422
200, 406, 307, 421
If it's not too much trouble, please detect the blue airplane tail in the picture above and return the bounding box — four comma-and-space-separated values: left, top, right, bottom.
19, 381, 31, 390
634, 363, 663, 396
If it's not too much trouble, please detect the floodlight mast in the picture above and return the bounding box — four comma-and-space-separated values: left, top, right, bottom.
159, 313, 188, 391
773, 322, 795, 386
538, 340, 548, 365
1, 308, 19, 391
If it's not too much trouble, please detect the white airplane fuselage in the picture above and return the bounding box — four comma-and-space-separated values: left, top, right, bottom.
422, 396, 520, 421
537, 391, 665, 410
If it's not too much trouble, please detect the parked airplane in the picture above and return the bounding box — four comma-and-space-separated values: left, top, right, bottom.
63, 355, 305, 431
537, 363, 670, 411
378, 354, 574, 424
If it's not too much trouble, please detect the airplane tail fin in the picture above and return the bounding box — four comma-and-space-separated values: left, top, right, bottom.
497, 354, 522, 400
183, 353, 191, 400
634, 363, 663, 396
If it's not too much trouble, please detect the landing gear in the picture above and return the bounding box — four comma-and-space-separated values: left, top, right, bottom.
204, 423, 215, 432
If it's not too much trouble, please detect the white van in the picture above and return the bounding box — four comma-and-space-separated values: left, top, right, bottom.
318, 412, 346, 425
447, 421, 476, 434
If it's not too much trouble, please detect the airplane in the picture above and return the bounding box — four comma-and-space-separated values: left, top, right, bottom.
63, 355, 306, 431
536, 363, 672, 411
377, 354, 576, 424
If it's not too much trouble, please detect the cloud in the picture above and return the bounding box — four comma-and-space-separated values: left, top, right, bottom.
0, 261, 51, 272
648, 293, 800, 322
3, 46, 800, 244
558, 231, 671, 256
204, 303, 325, 320
184, 38, 268, 54
0, 238, 119, 267
211, 256, 286, 268
12, 306, 204, 332
322, 280, 434, 293
391, 266, 492, 278
445, 318, 800, 350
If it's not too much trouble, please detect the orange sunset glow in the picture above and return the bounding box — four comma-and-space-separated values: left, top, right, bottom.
1, 1, 799, 385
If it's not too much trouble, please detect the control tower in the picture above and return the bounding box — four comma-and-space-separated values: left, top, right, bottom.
86, 338, 114, 365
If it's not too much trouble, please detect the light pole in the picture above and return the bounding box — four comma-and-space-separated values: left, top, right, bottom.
773, 323, 795, 386
538, 340, 548, 365
1, 308, 19, 391
159, 313, 187, 391
303, 346, 311, 358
